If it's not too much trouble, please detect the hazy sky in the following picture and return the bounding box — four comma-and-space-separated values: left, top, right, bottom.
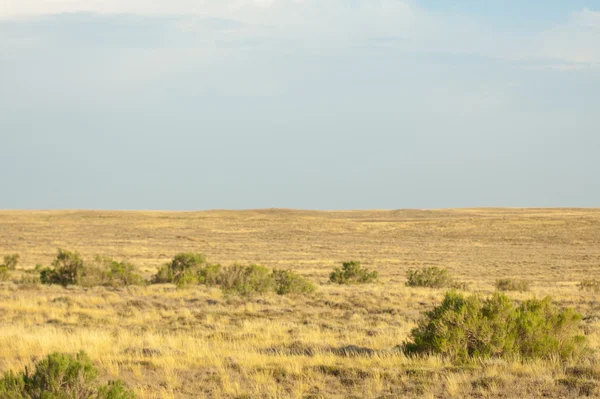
1, 1, 599, 210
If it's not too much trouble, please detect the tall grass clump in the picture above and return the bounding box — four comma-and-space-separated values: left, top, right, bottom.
404, 291, 585, 361
0, 351, 135, 398
405, 267, 452, 288
329, 261, 378, 285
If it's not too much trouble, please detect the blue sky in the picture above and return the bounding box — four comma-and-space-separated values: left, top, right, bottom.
1, 1, 599, 210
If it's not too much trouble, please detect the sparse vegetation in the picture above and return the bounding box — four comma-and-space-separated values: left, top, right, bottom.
1, 209, 599, 398
405, 291, 585, 360
329, 261, 378, 284
0, 266, 10, 282
496, 278, 530, 292
579, 279, 600, 292
1, 254, 19, 270
0, 351, 135, 398
406, 266, 452, 288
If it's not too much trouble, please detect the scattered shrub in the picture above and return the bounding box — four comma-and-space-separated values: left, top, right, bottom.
579, 279, 600, 292
0, 351, 135, 398
198, 264, 222, 286
0, 266, 11, 282
2, 254, 20, 270
405, 267, 452, 288
496, 278, 530, 292
404, 291, 585, 360
272, 269, 316, 295
329, 261, 378, 285
152, 253, 206, 287
219, 264, 273, 296
95, 257, 145, 287
40, 249, 86, 287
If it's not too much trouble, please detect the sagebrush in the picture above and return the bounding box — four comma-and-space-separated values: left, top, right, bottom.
405, 267, 452, 288
0, 351, 135, 398
329, 261, 378, 285
405, 291, 585, 360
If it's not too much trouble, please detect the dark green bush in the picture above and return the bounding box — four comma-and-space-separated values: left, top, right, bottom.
2, 254, 20, 270
272, 269, 316, 295
40, 249, 86, 287
219, 264, 273, 296
404, 291, 585, 360
151, 253, 206, 288
0, 351, 135, 398
405, 267, 452, 288
496, 278, 530, 292
329, 261, 378, 285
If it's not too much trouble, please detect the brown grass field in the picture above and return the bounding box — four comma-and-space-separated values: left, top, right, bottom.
1, 208, 600, 398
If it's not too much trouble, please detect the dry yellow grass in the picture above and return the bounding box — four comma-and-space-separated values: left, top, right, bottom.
1, 208, 600, 398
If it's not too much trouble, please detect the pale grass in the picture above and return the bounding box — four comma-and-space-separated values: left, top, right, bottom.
0, 209, 599, 397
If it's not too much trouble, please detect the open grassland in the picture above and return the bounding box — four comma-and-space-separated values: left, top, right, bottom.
1, 208, 600, 398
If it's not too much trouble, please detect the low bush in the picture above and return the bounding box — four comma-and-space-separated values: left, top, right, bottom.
198, 264, 222, 286
272, 269, 316, 295
496, 278, 530, 292
579, 279, 600, 292
329, 261, 378, 285
405, 267, 452, 288
152, 253, 206, 288
0, 351, 135, 398
404, 291, 585, 360
2, 254, 20, 270
219, 264, 274, 296
95, 257, 145, 287
40, 249, 86, 287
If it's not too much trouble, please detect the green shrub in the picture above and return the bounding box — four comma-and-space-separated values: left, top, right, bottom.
198, 264, 222, 286
496, 278, 530, 292
0, 351, 135, 398
93, 257, 145, 287
404, 291, 585, 360
219, 264, 273, 296
0, 266, 10, 282
579, 279, 600, 292
151, 253, 206, 287
2, 254, 20, 270
40, 249, 86, 287
272, 269, 316, 295
329, 261, 378, 285
405, 267, 452, 288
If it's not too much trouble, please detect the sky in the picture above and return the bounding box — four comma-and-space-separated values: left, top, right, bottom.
1, 0, 599, 210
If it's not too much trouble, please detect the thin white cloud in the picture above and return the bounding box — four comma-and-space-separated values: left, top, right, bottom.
1, 1, 599, 68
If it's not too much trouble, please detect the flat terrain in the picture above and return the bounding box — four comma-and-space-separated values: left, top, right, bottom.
1, 209, 600, 398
